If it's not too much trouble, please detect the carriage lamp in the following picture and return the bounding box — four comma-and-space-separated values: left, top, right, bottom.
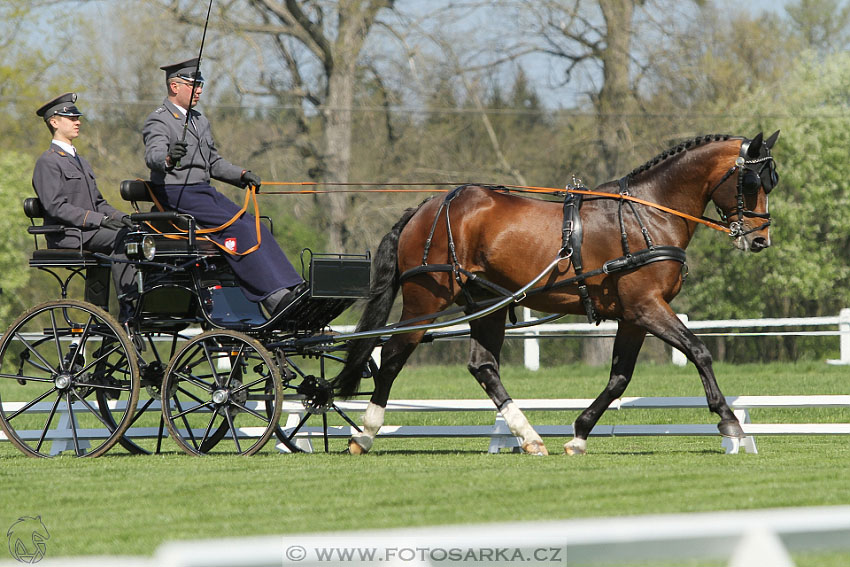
125, 235, 156, 261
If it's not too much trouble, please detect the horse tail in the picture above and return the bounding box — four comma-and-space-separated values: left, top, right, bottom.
333, 206, 419, 398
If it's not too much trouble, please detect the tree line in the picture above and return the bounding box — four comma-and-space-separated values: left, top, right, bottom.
2, 0, 850, 364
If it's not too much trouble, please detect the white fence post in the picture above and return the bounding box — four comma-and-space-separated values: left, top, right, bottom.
827, 308, 850, 365
672, 314, 688, 366
522, 307, 540, 371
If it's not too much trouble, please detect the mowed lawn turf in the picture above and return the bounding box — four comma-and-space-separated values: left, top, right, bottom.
1, 361, 849, 564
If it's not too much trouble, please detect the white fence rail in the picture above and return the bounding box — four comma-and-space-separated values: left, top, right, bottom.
7, 506, 849, 566
352, 307, 850, 370
4, 395, 850, 456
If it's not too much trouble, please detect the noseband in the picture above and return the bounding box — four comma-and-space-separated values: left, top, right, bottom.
708, 140, 776, 239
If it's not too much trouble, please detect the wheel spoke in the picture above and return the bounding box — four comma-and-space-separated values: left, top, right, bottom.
224, 409, 242, 453
334, 404, 362, 432
65, 393, 82, 456
84, 381, 132, 393
287, 411, 312, 441
75, 343, 122, 376
68, 314, 96, 370
323, 413, 329, 453
227, 400, 269, 423
170, 366, 215, 393
201, 341, 223, 387
71, 389, 115, 430
0, 372, 54, 383
173, 396, 200, 450
49, 309, 65, 372
13, 332, 57, 375
5, 387, 58, 422
127, 397, 157, 428
200, 411, 220, 450
230, 376, 267, 396
35, 394, 63, 453
175, 386, 207, 405
170, 400, 212, 421
224, 343, 247, 389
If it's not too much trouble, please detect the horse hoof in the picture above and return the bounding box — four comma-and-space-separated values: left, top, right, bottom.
564, 438, 587, 456
521, 440, 549, 456
347, 435, 372, 455
718, 419, 744, 439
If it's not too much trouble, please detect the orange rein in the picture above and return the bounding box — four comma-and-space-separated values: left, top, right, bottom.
259, 181, 733, 234
139, 180, 264, 256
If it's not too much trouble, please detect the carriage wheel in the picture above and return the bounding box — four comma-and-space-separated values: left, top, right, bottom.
0, 300, 139, 458
96, 331, 194, 455
161, 330, 282, 456
273, 350, 376, 453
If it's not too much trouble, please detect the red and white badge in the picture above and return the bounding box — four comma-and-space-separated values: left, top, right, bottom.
224, 238, 237, 252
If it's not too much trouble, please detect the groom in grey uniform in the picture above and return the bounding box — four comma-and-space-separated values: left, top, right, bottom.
142, 58, 303, 315
31, 92, 136, 319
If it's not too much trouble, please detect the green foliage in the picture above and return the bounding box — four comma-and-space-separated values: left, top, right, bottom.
0, 152, 34, 323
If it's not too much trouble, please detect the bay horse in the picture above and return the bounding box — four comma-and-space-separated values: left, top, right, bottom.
334, 131, 780, 455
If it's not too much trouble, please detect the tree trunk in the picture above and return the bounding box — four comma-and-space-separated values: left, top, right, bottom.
595, 0, 636, 181
323, 61, 356, 252
322, 1, 389, 252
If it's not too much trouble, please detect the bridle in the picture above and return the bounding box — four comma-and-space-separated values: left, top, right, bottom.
708, 136, 778, 239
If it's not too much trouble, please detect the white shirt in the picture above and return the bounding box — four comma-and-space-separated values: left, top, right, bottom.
52, 140, 76, 156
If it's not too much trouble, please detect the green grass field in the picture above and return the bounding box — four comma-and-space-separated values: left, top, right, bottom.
1, 361, 849, 565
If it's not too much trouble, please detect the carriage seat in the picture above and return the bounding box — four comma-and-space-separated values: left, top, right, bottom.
120, 180, 220, 256
23, 197, 101, 267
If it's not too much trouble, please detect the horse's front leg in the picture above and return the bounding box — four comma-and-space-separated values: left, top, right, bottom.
635, 300, 744, 439
468, 310, 548, 456
565, 321, 646, 455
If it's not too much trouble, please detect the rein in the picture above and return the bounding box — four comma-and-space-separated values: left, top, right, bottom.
260, 182, 734, 234
138, 181, 264, 256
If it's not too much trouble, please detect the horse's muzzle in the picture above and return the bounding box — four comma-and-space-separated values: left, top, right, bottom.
750, 236, 770, 252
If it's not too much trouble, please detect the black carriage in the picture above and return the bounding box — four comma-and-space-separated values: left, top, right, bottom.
0, 180, 373, 457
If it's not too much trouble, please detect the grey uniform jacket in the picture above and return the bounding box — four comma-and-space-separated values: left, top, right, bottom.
142, 99, 244, 186
31, 144, 124, 249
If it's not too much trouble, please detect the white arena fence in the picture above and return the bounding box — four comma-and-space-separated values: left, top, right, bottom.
354, 307, 850, 370
3, 506, 849, 566
2, 311, 850, 455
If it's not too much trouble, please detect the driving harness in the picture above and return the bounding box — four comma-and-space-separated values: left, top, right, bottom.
398, 182, 688, 324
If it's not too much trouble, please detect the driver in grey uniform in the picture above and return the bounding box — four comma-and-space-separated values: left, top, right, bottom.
142, 58, 304, 316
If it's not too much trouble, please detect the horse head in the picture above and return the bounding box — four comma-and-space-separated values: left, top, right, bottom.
709, 130, 780, 252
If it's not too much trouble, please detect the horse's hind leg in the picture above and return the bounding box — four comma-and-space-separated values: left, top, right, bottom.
565, 321, 646, 455
349, 329, 426, 454
468, 309, 547, 456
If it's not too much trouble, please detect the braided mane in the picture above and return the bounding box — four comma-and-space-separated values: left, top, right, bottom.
628, 134, 734, 178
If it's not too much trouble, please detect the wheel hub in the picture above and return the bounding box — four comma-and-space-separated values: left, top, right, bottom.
212, 389, 229, 404
54, 374, 72, 390
298, 375, 334, 414
213, 379, 247, 417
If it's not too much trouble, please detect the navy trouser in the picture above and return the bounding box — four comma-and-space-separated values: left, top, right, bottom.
156, 183, 303, 302
86, 227, 137, 303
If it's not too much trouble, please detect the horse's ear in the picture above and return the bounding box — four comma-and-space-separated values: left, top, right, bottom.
765, 130, 780, 149
746, 132, 764, 158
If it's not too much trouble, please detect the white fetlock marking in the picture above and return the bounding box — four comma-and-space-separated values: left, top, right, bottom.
564, 438, 587, 455
362, 403, 385, 438
500, 401, 543, 445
